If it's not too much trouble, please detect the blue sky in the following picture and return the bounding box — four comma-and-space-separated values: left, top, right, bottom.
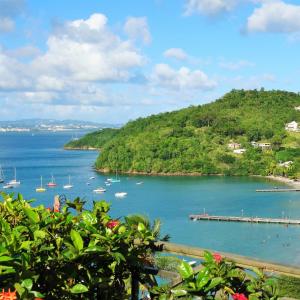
0, 0, 300, 123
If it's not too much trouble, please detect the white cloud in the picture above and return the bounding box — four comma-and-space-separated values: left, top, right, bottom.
0, 0, 25, 33
152, 63, 217, 90
219, 59, 254, 70
32, 13, 145, 82
164, 48, 188, 61
6, 45, 41, 58
124, 17, 151, 44
184, 0, 239, 16
247, 1, 300, 33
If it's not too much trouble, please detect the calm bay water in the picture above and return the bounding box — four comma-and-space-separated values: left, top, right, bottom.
1, 132, 300, 265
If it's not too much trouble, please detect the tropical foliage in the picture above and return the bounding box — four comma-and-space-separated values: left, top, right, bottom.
152, 252, 278, 300
0, 192, 160, 299
66, 89, 300, 178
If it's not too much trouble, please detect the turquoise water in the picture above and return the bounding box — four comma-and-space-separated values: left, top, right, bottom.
1, 132, 300, 266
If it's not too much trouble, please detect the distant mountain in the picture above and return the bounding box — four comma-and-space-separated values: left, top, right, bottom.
65, 89, 300, 178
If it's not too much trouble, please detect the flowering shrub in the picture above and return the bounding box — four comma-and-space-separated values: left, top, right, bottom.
151, 251, 278, 299
0, 193, 160, 299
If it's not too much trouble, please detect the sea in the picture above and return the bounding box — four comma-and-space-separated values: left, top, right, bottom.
1, 131, 300, 266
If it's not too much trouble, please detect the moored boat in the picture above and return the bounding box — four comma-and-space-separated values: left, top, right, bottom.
63, 175, 73, 189
36, 176, 46, 193
93, 187, 106, 193
47, 174, 57, 187
8, 168, 20, 186
115, 192, 127, 198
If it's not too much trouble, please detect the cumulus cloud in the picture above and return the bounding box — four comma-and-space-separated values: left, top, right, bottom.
152, 63, 217, 90
0, 13, 148, 110
164, 48, 188, 61
0, 0, 25, 33
184, 0, 239, 16
247, 1, 300, 33
32, 13, 145, 82
124, 17, 151, 44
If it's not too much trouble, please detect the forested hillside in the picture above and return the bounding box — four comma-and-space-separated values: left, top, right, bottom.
66, 90, 300, 178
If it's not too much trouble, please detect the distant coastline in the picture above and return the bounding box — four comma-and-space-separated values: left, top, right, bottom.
64, 146, 100, 151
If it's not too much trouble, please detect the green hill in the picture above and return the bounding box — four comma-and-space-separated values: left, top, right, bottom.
66, 89, 300, 178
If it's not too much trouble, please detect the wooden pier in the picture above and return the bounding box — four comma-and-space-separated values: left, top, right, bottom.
256, 188, 300, 192
189, 214, 300, 225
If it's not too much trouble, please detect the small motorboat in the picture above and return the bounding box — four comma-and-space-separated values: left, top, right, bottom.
115, 192, 127, 198
136, 182, 143, 185
93, 187, 106, 193
105, 181, 111, 186
89, 176, 95, 180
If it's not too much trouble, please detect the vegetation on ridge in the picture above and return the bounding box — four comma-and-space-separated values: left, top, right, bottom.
66, 89, 300, 178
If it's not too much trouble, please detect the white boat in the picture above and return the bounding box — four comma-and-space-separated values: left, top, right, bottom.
93, 187, 106, 193
47, 174, 57, 187
63, 176, 73, 189
8, 168, 20, 186
3, 184, 13, 189
89, 176, 95, 180
136, 181, 143, 185
0, 165, 4, 183
105, 182, 111, 186
115, 192, 127, 198
36, 176, 46, 193
107, 170, 120, 183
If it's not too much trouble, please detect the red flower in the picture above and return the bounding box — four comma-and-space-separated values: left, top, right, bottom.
53, 208, 60, 213
233, 293, 248, 300
46, 208, 51, 211
0, 289, 17, 300
213, 253, 222, 264
106, 220, 120, 229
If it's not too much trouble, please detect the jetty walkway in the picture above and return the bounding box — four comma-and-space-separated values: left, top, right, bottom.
256, 188, 300, 192
189, 214, 300, 225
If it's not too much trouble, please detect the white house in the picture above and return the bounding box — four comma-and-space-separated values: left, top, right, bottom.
278, 161, 293, 168
295, 106, 300, 111
228, 142, 241, 150
285, 121, 299, 132
251, 141, 271, 150
233, 149, 246, 154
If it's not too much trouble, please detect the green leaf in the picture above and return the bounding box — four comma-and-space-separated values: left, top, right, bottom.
0, 255, 13, 262
196, 273, 209, 290
204, 251, 213, 263
23, 208, 40, 223
82, 211, 97, 225
205, 277, 223, 291
34, 230, 47, 240
21, 278, 33, 290
70, 283, 89, 294
178, 261, 193, 280
170, 289, 187, 296
138, 222, 146, 232
70, 229, 84, 251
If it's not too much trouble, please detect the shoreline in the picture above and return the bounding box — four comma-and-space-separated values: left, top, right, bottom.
95, 168, 300, 186
64, 146, 100, 151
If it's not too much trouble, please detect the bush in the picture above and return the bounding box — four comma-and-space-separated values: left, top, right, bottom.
0, 193, 159, 299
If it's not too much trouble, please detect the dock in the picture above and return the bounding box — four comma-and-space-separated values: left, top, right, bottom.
189, 214, 300, 225
256, 188, 300, 192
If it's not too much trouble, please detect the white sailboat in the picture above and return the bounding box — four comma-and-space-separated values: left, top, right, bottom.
107, 170, 120, 183
8, 168, 20, 186
36, 176, 46, 192
63, 175, 73, 189
0, 165, 4, 183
